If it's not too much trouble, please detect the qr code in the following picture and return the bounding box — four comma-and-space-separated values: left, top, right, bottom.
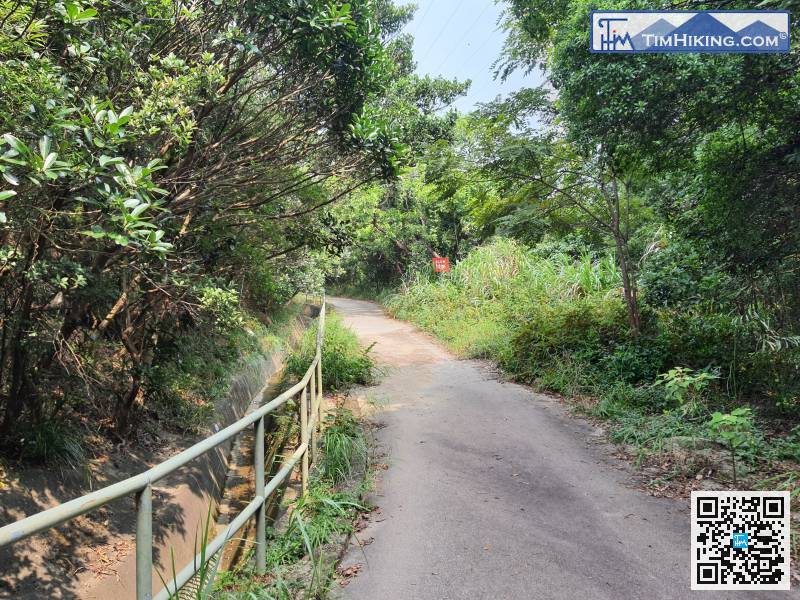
692, 491, 790, 590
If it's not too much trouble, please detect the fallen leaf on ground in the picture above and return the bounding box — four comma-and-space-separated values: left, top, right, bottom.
337, 563, 363, 585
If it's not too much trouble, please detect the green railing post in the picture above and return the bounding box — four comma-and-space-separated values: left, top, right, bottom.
310, 368, 317, 462
316, 354, 323, 433
136, 483, 153, 600
254, 415, 266, 574
300, 383, 309, 496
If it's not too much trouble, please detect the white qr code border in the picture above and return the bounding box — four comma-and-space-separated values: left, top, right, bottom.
691, 490, 790, 590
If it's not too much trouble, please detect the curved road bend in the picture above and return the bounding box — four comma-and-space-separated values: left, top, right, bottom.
329, 297, 789, 600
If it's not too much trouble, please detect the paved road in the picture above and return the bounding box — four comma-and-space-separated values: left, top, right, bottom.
330, 297, 789, 600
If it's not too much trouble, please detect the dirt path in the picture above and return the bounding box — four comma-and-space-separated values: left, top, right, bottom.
330, 297, 778, 600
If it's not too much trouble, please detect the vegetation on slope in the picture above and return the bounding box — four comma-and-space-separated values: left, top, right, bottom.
10, 298, 303, 467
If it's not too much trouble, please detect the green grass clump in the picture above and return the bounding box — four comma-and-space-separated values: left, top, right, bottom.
215, 483, 362, 599
263, 484, 363, 569
317, 409, 368, 485
286, 312, 374, 391
18, 418, 85, 469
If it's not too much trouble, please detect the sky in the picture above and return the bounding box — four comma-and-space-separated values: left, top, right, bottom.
405, 0, 542, 113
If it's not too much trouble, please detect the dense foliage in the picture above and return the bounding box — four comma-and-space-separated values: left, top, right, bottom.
388, 239, 800, 473
0, 0, 464, 446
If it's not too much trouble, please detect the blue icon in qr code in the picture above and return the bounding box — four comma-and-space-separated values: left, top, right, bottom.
691, 491, 790, 590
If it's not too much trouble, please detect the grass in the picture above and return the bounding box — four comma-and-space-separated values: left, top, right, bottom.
386, 238, 620, 360
285, 312, 374, 391
316, 409, 368, 485
158, 503, 222, 600
17, 418, 86, 469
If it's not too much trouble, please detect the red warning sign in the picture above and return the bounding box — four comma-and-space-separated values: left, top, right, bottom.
432, 257, 450, 273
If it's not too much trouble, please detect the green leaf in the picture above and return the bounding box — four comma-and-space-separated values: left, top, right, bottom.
75, 8, 98, 22
130, 203, 150, 218
109, 233, 130, 246
80, 229, 108, 239
99, 155, 123, 167
0, 190, 17, 201
42, 152, 58, 171
65, 1, 79, 19
3, 134, 27, 155
39, 136, 51, 159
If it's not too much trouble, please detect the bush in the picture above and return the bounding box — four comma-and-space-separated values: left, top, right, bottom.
286, 313, 373, 391
198, 285, 248, 330
503, 296, 630, 383
638, 235, 734, 309
146, 303, 298, 433
655, 311, 738, 373
146, 326, 260, 433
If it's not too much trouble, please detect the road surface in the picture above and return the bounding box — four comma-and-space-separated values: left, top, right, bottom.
329, 297, 784, 600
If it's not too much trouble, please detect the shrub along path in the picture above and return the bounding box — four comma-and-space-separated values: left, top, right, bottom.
329, 297, 774, 600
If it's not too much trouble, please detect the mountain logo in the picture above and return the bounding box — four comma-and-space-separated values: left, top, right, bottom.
591, 11, 790, 53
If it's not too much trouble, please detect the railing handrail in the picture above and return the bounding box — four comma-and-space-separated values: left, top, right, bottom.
0, 296, 327, 600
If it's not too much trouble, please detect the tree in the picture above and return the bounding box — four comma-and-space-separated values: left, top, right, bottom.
499, 0, 800, 328
459, 95, 647, 332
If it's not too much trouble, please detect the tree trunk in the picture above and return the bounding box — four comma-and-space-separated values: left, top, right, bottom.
2, 284, 35, 433
115, 374, 142, 433
602, 156, 641, 336
615, 234, 641, 335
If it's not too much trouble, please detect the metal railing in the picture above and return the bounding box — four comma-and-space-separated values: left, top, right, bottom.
0, 300, 327, 600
